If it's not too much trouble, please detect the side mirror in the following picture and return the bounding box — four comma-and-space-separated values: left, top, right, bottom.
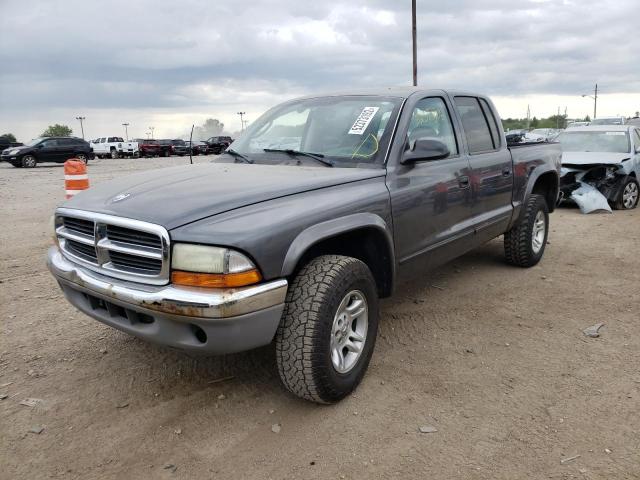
401, 138, 450, 164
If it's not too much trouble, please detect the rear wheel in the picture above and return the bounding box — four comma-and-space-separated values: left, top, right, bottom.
275, 255, 379, 404
613, 177, 639, 210
504, 193, 549, 267
110, 149, 118, 159
21, 155, 37, 168
75, 153, 88, 163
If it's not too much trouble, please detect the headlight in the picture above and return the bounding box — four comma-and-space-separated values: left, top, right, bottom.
171, 244, 262, 288
11, 148, 21, 155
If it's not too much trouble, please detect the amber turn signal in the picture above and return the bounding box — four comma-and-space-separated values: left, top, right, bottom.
171, 269, 262, 288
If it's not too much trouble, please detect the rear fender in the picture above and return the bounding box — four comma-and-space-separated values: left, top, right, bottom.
510, 165, 559, 229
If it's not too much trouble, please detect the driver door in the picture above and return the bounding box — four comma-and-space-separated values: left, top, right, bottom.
387, 96, 474, 277
38, 139, 61, 161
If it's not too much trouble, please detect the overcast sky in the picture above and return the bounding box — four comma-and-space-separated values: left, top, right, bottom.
1, 0, 638, 141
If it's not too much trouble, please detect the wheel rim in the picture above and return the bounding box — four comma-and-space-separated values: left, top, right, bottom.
23, 156, 36, 167
330, 290, 368, 374
622, 182, 638, 209
76, 154, 86, 162
531, 210, 546, 254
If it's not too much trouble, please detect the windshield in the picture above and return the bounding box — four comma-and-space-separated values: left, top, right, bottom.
26, 137, 45, 146
558, 131, 630, 153
228, 95, 403, 166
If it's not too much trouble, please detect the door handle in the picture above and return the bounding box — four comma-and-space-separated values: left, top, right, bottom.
502, 168, 512, 177
458, 175, 470, 189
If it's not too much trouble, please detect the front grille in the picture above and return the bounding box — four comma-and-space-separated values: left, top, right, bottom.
63, 217, 94, 236
66, 239, 98, 261
109, 250, 162, 273
56, 209, 169, 285
106, 225, 162, 249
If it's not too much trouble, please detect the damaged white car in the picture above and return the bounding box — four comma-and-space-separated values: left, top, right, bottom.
558, 125, 640, 213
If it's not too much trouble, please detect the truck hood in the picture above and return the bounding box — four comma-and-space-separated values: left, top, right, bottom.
561, 152, 630, 166
63, 162, 385, 229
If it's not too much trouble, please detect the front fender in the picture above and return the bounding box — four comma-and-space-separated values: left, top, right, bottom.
281, 212, 395, 278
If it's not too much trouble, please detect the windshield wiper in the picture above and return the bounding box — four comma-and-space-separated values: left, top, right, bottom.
225, 148, 253, 164
263, 148, 334, 167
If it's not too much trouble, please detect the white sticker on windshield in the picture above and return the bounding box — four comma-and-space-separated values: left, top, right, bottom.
605, 131, 626, 135
348, 107, 380, 135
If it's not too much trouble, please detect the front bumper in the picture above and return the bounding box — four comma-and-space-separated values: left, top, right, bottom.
47, 246, 287, 354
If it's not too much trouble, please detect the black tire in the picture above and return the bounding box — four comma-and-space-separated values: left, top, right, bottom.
21, 154, 37, 168
110, 149, 118, 159
276, 255, 379, 404
75, 153, 88, 164
504, 193, 549, 267
10, 161, 22, 168
613, 177, 639, 210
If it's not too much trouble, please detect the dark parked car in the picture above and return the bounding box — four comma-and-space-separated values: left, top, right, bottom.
158, 139, 189, 156
0, 136, 23, 153
133, 139, 162, 157
1, 136, 93, 168
205, 135, 233, 154
48, 88, 561, 403
184, 140, 208, 155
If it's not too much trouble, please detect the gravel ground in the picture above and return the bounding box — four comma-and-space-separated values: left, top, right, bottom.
1, 156, 639, 479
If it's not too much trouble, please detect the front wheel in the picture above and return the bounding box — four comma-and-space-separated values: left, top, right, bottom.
21, 155, 37, 168
613, 177, 639, 210
504, 193, 549, 267
275, 255, 379, 404
110, 149, 118, 159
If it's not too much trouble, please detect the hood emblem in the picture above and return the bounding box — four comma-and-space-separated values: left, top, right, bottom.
111, 192, 131, 203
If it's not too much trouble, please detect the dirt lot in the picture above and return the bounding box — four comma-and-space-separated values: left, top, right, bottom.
1, 156, 639, 480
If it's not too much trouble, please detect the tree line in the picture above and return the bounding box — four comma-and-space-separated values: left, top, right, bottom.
502, 114, 591, 131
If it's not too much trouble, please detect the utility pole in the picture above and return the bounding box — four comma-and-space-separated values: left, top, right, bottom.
237, 112, 246, 131
411, 0, 417, 86
122, 123, 129, 141
526, 105, 530, 130
149, 126, 155, 139
75, 116, 86, 139
582, 83, 598, 120
556, 106, 560, 129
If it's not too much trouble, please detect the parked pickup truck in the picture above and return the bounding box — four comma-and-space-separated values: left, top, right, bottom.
132, 138, 162, 157
91, 137, 139, 159
47, 89, 561, 403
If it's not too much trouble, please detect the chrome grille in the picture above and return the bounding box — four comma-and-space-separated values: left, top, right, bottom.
55, 208, 170, 285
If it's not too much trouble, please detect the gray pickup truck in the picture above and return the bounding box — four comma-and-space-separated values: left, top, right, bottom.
47, 89, 561, 403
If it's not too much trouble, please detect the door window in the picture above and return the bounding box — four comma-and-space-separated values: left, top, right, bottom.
407, 97, 458, 156
454, 96, 495, 154
41, 139, 58, 148
479, 98, 501, 149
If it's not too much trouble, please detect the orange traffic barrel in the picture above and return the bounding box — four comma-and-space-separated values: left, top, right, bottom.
64, 159, 89, 199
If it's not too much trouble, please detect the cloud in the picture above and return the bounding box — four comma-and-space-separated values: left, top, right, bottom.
0, 0, 638, 140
